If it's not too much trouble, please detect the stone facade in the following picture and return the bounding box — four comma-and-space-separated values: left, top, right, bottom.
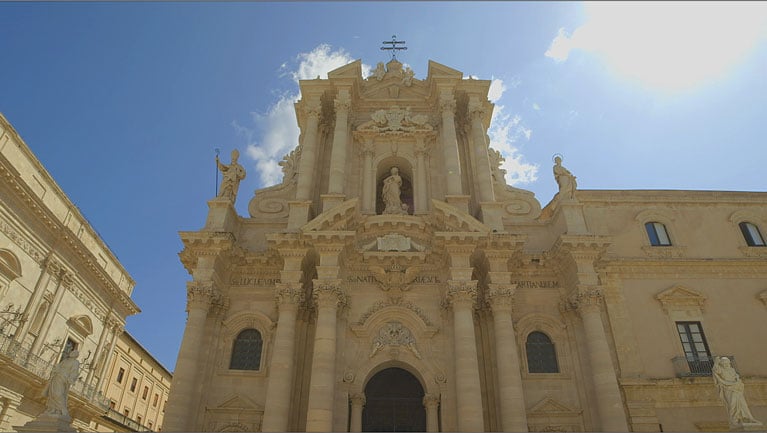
0, 113, 168, 432
166, 59, 767, 432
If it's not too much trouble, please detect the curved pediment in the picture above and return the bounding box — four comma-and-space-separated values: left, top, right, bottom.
302, 198, 360, 232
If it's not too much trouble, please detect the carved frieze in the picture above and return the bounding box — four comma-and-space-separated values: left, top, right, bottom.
369, 321, 421, 359
368, 264, 420, 292
355, 297, 433, 327
356, 106, 433, 135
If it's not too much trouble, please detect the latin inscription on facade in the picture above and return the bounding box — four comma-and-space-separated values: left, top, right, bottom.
347, 275, 441, 284
511, 280, 560, 289
230, 277, 280, 286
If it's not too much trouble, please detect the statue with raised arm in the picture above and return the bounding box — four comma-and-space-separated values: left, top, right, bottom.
382, 167, 408, 215
216, 149, 246, 202
712, 357, 762, 429
42, 349, 80, 419
553, 155, 577, 199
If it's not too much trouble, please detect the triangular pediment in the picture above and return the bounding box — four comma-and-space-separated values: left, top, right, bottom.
213, 394, 263, 411
302, 198, 359, 232
430, 199, 491, 233
427, 60, 463, 79
655, 285, 707, 310
327, 59, 363, 79
529, 397, 581, 416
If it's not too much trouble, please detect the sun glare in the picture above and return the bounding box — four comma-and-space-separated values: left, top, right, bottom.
547, 2, 767, 91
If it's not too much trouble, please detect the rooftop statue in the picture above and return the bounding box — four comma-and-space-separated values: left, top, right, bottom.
553, 155, 577, 199
216, 149, 246, 202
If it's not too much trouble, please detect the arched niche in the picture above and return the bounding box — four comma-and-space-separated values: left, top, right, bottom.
376, 156, 414, 215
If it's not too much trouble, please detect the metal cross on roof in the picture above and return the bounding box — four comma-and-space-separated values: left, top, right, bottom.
381, 35, 407, 60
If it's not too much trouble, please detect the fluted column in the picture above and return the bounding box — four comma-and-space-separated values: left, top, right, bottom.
296, 99, 322, 201
468, 98, 495, 203
30, 270, 70, 355
328, 91, 351, 195
423, 394, 440, 432
262, 285, 304, 431
439, 92, 463, 196
414, 138, 429, 214
487, 285, 528, 432
360, 139, 375, 214
95, 321, 122, 391
444, 280, 484, 431
14, 256, 57, 342
86, 311, 113, 385
305, 280, 346, 432
349, 393, 365, 432
570, 287, 628, 431
163, 282, 216, 432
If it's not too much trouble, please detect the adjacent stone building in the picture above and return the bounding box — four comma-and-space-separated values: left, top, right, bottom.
0, 113, 170, 432
166, 59, 767, 432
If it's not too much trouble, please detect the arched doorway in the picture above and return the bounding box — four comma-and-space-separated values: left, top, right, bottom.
362, 367, 426, 432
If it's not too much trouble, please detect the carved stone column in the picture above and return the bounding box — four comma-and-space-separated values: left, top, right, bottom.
305, 280, 346, 432
487, 285, 528, 432
14, 256, 57, 342
414, 138, 430, 214
85, 312, 113, 385
444, 280, 484, 431
324, 91, 351, 211
30, 270, 71, 355
163, 282, 217, 432
296, 98, 322, 201
262, 285, 304, 432
570, 287, 628, 432
468, 97, 496, 203
423, 394, 440, 432
95, 320, 122, 391
360, 138, 375, 214
349, 393, 366, 432
439, 92, 463, 197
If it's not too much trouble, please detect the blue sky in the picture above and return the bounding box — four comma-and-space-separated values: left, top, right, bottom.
1, 2, 766, 371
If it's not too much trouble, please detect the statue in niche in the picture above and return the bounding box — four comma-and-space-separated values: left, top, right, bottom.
41, 349, 80, 418
382, 167, 408, 215
216, 149, 246, 202
712, 357, 762, 428
553, 155, 577, 199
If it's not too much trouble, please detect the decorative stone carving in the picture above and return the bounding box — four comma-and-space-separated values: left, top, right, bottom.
278, 146, 301, 185
216, 149, 246, 202
486, 284, 516, 310
402, 67, 415, 86
368, 264, 420, 292
355, 297, 433, 327
369, 321, 421, 359
343, 371, 356, 383
372, 62, 386, 81
567, 287, 604, 313
423, 394, 440, 408
186, 282, 216, 311
444, 280, 478, 309
712, 356, 763, 429
382, 167, 408, 215
312, 280, 347, 308
357, 106, 433, 134
377, 234, 411, 251
275, 284, 304, 306
350, 393, 366, 405
553, 155, 577, 200
41, 349, 80, 419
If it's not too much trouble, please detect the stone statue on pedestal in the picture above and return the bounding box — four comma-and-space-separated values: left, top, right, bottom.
712, 356, 763, 430
382, 167, 408, 215
216, 149, 246, 202
15, 350, 80, 432
553, 156, 577, 199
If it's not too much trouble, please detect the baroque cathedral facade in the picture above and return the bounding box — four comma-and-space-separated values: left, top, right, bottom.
164, 59, 767, 432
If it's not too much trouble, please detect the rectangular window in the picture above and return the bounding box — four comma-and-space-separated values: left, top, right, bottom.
646, 222, 672, 246
740, 222, 766, 246
130, 377, 138, 392
142, 386, 149, 400
676, 321, 712, 375
116, 368, 125, 383
153, 394, 159, 407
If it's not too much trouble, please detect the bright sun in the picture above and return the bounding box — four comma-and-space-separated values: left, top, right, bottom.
546, 2, 767, 91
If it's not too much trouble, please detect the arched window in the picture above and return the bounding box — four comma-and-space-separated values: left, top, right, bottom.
739, 222, 766, 247
645, 221, 672, 246
229, 329, 262, 371
526, 331, 559, 373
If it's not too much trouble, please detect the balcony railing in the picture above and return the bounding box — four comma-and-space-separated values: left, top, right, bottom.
103, 408, 152, 432
672, 354, 737, 378
0, 333, 109, 409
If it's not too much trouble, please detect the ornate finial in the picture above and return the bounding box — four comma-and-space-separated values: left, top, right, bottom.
381, 35, 407, 61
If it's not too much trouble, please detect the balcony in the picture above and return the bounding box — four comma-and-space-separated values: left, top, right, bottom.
0, 333, 109, 409
102, 408, 153, 432
672, 354, 737, 378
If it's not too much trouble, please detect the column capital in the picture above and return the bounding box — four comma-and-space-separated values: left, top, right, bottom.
302, 100, 322, 119
444, 280, 478, 309
423, 393, 440, 408
186, 281, 217, 311
334, 95, 351, 112
468, 101, 487, 121
359, 138, 375, 157
486, 284, 516, 311
312, 279, 347, 309
350, 393, 366, 406
568, 286, 604, 314
439, 97, 456, 114
414, 138, 431, 157
275, 283, 305, 306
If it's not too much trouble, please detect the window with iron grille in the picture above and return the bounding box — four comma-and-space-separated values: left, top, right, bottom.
229, 328, 263, 370
676, 321, 713, 375
739, 222, 766, 247
526, 331, 559, 373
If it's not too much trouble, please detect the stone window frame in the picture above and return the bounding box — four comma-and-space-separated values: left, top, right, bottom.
635, 209, 686, 258
525, 331, 560, 374
516, 313, 572, 379
228, 328, 264, 371
730, 211, 767, 257
654, 284, 714, 369
0, 248, 21, 299
218, 311, 274, 377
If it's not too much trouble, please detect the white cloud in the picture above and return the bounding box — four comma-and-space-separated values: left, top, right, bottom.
532, 103, 541, 111
488, 106, 538, 185
237, 45, 361, 187
488, 78, 506, 103
545, 2, 767, 91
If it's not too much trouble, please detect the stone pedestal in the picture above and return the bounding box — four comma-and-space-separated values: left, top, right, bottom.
445, 195, 471, 214
731, 422, 765, 432
204, 198, 239, 232
288, 200, 313, 229
15, 413, 75, 432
